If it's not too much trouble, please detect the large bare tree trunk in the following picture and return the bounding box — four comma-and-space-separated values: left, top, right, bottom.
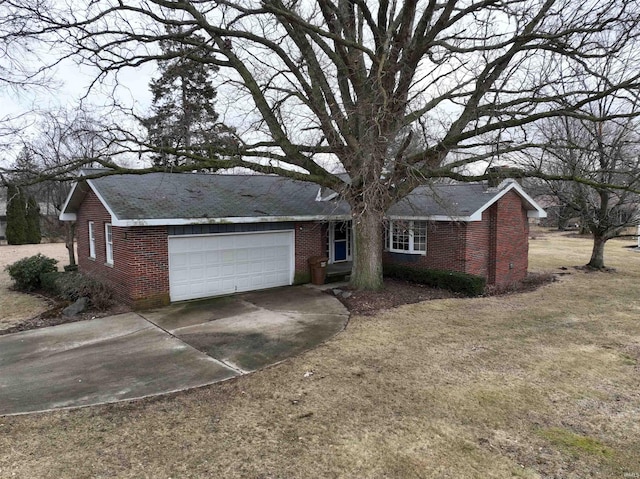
350, 208, 384, 290
587, 234, 607, 269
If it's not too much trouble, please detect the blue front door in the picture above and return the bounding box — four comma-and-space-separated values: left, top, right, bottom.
333, 222, 350, 262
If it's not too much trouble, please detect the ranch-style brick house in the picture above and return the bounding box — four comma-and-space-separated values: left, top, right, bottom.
60, 171, 546, 309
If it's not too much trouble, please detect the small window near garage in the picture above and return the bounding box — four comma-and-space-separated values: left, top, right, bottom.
88, 221, 96, 259
389, 220, 427, 254
105, 223, 113, 265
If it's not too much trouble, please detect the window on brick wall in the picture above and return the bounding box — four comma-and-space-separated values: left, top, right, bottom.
88, 221, 96, 259
389, 220, 427, 254
105, 223, 113, 265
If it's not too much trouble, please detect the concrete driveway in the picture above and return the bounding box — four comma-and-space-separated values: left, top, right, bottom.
0, 285, 348, 416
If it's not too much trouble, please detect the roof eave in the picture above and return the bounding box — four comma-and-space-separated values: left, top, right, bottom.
472, 180, 547, 219
386, 213, 480, 222
59, 178, 120, 223
112, 214, 351, 227
528, 210, 547, 218
59, 180, 86, 221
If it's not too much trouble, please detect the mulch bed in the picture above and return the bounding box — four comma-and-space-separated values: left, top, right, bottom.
329, 272, 558, 316
328, 278, 460, 316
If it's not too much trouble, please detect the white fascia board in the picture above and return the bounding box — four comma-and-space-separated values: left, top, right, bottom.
86, 179, 121, 224
58, 180, 83, 221
508, 181, 547, 218
111, 214, 352, 227
472, 181, 547, 219
60, 212, 77, 221
386, 214, 478, 222
58, 177, 122, 224
59, 170, 98, 220
387, 182, 547, 222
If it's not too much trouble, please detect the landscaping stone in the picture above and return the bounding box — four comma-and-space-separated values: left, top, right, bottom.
63, 297, 89, 317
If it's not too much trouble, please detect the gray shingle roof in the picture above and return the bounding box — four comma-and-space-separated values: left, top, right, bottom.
89, 173, 350, 221
62, 172, 544, 224
390, 183, 497, 218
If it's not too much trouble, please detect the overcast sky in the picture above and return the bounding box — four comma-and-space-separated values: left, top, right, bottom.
1, 53, 155, 164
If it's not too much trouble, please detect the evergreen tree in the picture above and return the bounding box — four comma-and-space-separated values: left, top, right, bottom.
5, 183, 27, 245
12, 147, 40, 184
25, 195, 41, 244
142, 26, 235, 168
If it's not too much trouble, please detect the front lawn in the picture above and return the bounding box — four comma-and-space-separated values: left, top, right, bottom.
1, 230, 639, 478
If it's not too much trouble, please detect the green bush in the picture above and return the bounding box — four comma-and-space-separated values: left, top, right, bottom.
5, 254, 58, 291
39, 271, 61, 295
384, 263, 486, 297
39, 271, 114, 311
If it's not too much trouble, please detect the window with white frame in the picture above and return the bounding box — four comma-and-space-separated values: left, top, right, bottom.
105, 223, 113, 264
389, 220, 427, 254
88, 221, 96, 259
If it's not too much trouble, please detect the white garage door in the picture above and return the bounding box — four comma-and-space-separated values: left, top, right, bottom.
168, 231, 294, 301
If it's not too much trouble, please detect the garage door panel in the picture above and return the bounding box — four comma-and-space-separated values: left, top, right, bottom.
188, 251, 204, 263
236, 263, 250, 275
171, 252, 189, 268
208, 255, 222, 266
190, 268, 206, 281
205, 265, 221, 276
221, 277, 236, 290
169, 231, 294, 301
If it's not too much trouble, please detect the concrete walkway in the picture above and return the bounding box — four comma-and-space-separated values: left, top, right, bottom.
0, 286, 348, 416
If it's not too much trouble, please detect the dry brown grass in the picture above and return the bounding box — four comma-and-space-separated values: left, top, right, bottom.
1, 230, 639, 478
0, 243, 71, 329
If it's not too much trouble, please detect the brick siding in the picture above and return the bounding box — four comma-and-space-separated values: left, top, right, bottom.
77, 195, 326, 306
382, 221, 467, 271
76, 189, 529, 305
383, 190, 530, 286
490, 190, 529, 285
464, 212, 491, 279
76, 190, 170, 308
294, 221, 326, 283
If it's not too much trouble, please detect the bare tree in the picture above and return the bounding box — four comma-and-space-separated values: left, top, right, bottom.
532, 111, 640, 269
0, 1, 55, 151
5, 0, 640, 288
7, 109, 118, 266
519, 53, 640, 269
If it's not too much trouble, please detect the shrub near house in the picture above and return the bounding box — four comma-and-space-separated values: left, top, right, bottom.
5, 254, 114, 311
5, 254, 57, 291
384, 264, 486, 297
